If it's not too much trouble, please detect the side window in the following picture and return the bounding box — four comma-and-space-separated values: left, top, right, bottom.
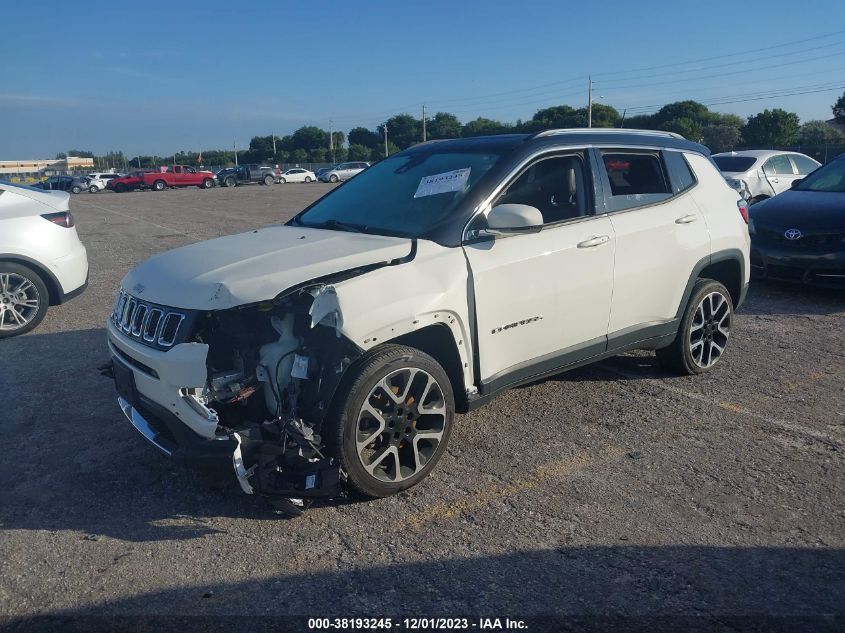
186, 167, 196, 173
790, 155, 819, 175
495, 153, 590, 225
763, 155, 794, 175
600, 150, 672, 212
174, 166, 183, 174
663, 151, 697, 194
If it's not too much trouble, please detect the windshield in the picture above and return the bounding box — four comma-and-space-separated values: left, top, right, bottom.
794, 157, 845, 193
293, 150, 505, 237
713, 156, 757, 172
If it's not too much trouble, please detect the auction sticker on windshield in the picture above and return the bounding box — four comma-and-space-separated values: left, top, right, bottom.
414, 168, 471, 198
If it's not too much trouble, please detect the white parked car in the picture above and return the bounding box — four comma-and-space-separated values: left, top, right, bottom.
0, 181, 89, 337
712, 150, 820, 204
318, 161, 370, 182
106, 129, 749, 509
86, 172, 122, 193
278, 168, 316, 183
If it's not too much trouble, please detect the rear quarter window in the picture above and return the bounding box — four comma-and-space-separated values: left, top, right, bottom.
663, 151, 697, 194
600, 150, 673, 212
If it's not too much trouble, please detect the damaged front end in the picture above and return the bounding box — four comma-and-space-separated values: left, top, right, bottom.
191, 284, 360, 512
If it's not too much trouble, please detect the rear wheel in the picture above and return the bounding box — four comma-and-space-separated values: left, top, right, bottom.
304, 176, 312, 183
329, 174, 339, 183
152, 180, 166, 191
278, 177, 286, 184
0, 263, 49, 338
88, 185, 99, 193
326, 345, 455, 498
263, 174, 274, 186
656, 279, 733, 375
114, 183, 126, 193
224, 176, 236, 188
71, 186, 82, 194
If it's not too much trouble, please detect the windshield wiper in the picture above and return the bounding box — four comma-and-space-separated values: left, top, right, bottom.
306, 219, 369, 234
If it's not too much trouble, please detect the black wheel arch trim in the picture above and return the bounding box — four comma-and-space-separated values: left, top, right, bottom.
0, 253, 68, 305
677, 249, 747, 318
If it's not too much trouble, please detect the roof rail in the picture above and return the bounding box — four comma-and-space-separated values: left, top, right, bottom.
530, 128, 685, 140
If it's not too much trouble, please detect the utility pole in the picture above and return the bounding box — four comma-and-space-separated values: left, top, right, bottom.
233, 139, 238, 166
587, 76, 593, 128
619, 108, 627, 129
422, 104, 427, 142
329, 119, 335, 163
272, 133, 276, 157
384, 122, 389, 157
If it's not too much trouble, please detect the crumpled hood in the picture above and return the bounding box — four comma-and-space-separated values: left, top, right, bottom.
122, 225, 413, 309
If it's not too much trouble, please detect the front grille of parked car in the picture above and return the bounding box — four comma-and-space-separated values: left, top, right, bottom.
111, 290, 189, 350
756, 226, 845, 249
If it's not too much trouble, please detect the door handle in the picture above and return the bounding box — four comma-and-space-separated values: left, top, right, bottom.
770, 177, 779, 183
675, 213, 698, 224
577, 235, 610, 248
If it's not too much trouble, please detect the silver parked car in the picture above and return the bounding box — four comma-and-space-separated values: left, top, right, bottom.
318, 161, 370, 183
712, 150, 820, 204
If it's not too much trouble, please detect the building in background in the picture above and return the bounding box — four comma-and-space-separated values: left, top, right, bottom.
0, 156, 97, 182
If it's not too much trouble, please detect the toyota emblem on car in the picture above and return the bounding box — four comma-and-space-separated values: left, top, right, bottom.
784, 228, 802, 240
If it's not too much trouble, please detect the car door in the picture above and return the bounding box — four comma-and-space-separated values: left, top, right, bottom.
463, 150, 615, 386
762, 154, 796, 195
789, 154, 821, 182
596, 148, 711, 340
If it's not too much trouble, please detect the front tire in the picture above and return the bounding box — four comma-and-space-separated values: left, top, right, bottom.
114, 183, 126, 193
88, 185, 99, 193
329, 174, 339, 183
278, 177, 286, 184
326, 345, 455, 498
71, 186, 82, 194
0, 263, 49, 338
224, 176, 236, 188
304, 176, 312, 183
656, 279, 733, 375
201, 178, 213, 188
153, 180, 166, 191
263, 175, 274, 186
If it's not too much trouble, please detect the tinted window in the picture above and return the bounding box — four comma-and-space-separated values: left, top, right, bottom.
763, 155, 794, 175
790, 155, 819, 175
601, 151, 671, 212
664, 151, 696, 194
794, 158, 845, 193
712, 156, 757, 172
495, 154, 589, 225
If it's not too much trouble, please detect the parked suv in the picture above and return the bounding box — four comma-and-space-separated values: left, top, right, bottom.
712, 150, 820, 204
107, 170, 152, 193
318, 161, 369, 182
0, 181, 89, 337
86, 172, 122, 193
216, 164, 276, 187
106, 129, 749, 507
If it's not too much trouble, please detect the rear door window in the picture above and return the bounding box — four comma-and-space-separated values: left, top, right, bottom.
790, 155, 819, 175
763, 155, 795, 175
599, 150, 672, 212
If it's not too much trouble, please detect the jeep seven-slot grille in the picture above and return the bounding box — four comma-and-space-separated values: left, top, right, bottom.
112, 290, 187, 349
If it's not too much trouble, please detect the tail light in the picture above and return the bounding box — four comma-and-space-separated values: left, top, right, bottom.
41, 211, 75, 228
737, 199, 749, 224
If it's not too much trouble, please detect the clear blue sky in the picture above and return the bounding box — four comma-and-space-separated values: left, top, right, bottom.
2, 0, 844, 158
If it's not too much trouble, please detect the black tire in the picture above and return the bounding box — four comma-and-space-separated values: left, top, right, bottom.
0, 262, 49, 338
263, 174, 274, 186
114, 183, 126, 193
278, 177, 286, 184
304, 176, 311, 183
71, 186, 82, 194
329, 174, 339, 183
224, 177, 236, 188
656, 279, 734, 375
153, 180, 166, 191
88, 185, 99, 193
200, 178, 213, 189
325, 344, 455, 498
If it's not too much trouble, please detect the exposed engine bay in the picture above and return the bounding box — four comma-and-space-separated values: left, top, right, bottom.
188, 284, 361, 515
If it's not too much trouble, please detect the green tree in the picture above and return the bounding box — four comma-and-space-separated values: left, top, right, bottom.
348, 126, 381, 149
742, 109, 800, 147
798, 120, 845, 145
380, 114, 422, 149
528, 105, 581, 130
660, 117, 702, 141
427, 112, 462, 139
309, 148, 328, 163
651, 101, 711, 128
702, 124, 742, 153
347, 144, 373, 161
462, 117, 511, 137
833, 91, 845, 124
291, 126, 329, 151
622, 113, 654, 129
290, 148, 308, 164
371, 141, 400, 160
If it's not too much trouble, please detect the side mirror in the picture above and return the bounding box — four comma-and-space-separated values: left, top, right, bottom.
791, 178, 803, 189
485, 204, 544, 235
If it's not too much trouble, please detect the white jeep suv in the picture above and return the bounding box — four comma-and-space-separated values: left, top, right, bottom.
106, 129, 749, 505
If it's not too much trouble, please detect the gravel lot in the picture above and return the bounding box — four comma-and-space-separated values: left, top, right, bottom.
2, 183, 844, 627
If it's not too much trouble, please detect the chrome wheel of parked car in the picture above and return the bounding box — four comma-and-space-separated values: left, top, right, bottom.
656, 279, 733, 375
304, 176, 311, 182
202, 178, 213, 189
278, 177, 286, 184
327, 344, 454, 498
329, 174, 338, 182
71, 186, 82, 194
0, 266, 48, 337
225, 177, 236, 188
689, 291, 731, 369
153, 180, 166, 191
88, 185, 98, 193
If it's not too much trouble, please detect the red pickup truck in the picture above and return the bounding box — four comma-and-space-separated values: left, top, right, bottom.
143, 165, 215, 191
